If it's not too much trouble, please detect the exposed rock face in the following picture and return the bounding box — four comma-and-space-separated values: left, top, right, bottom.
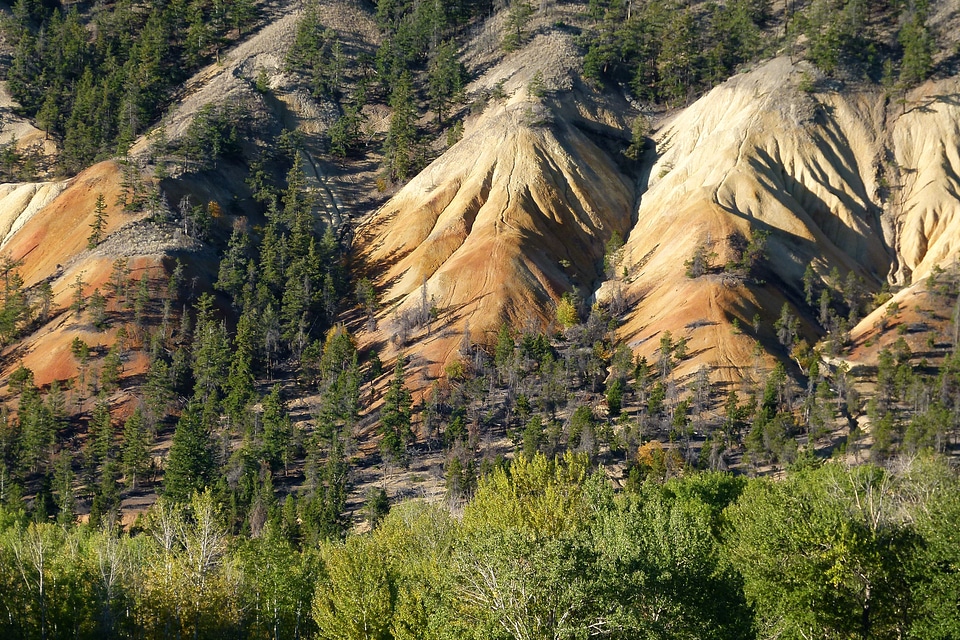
0, 181, 67, 249
612, 59, 889, 377
353, 94, 634, 372
611, 58, 960, 378
890, 77, 960, 283
2, 162, 128, 289
355, 57, 893, 379
5, 2, 960, 389
355, 54, 960, 381
0, 161, 157, 388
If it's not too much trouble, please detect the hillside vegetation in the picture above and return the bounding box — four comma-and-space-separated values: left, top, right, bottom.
0, 0, 960, 636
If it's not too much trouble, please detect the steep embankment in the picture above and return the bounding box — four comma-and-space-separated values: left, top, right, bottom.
846, 76, 960, 362
357, 49, 960, 386
609, 59, 960, 380
889, 77, 960, 282
6, 1, 960, 395
610, 59, 891, 380
355, 52, 904, 385
0, 161, 176, 389
353, 32, 635, 376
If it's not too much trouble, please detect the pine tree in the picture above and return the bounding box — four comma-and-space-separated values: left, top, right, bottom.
502, 0, 534, 52
144, 356, 174, 426
164, 400, 213, 501
90, 458, 121, 526
494, 323, 515, 384
317, 325, 360, 430
657, 8, 700, 103
427, 39, 463, 124
71, 271, 86, 313
20, 381, 56, 473
262, 384, 293, 474
281, 257, 312, 352
899, 9, 934, 87
775, 303, 800, 353
283, 154, 315, 250
191, 293, 230, 405
363, 487, 390, 529
90, 393, 114, 469
383, 71, 418, 182
305, 429, 349, 542
224, 311, 257, 428
52, 449, 75, 525
101, 346, 122, 392
89, 288, 108, 330
134, 272, 150, 327
0, 257, 28, 345
230, 0, 257, 36
379, 356, 413, 464
215, 222, 251, 302
105, 257, 130, 304
121, 408, 150, 490
34, 280, 53, 321
88, 193, 108, 248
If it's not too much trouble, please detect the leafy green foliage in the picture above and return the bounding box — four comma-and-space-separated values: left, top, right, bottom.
0, 452, 958, 639
727, 462, 921, 640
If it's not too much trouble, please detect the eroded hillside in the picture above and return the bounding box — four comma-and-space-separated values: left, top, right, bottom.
354, 87, 634, 375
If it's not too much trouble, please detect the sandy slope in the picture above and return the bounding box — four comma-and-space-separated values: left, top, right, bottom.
610, 58, 960, 379
890, 78, 960, 281
356, 50, 960, 384
6, 2, 960, 393
354, 92, 634, 375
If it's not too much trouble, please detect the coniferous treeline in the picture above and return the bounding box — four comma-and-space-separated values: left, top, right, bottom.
579, 0, 937, 105
4, 227, 960, 543
2, 0, 939, 182
0, 119, 358, 540
3, 0, 259, 174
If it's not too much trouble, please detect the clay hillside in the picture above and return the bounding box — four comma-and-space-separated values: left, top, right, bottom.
1, 0, 960, 523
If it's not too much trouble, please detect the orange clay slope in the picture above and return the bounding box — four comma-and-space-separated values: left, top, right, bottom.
614, 59, 960, 382
353, 93, 635, 377
0, 161, 168, 389
611, 58, 896, 382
